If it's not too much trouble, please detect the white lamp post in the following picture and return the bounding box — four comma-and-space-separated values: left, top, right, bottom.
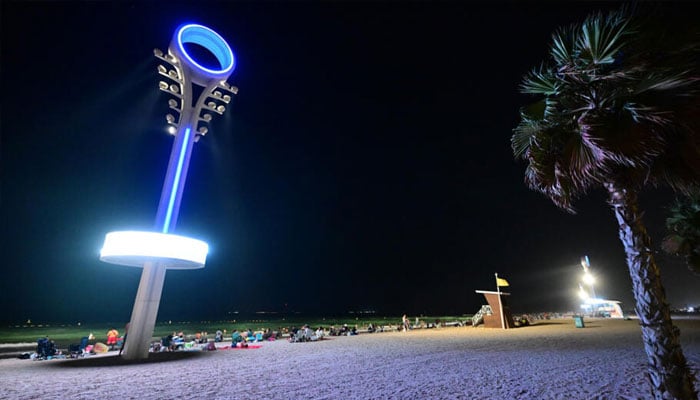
100, 24, 237, 360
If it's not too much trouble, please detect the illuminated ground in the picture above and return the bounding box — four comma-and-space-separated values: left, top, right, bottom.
1, 318, 698, 399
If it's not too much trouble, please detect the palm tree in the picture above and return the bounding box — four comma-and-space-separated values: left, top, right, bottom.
511, 6, 699, 399
662, 191, 700, 276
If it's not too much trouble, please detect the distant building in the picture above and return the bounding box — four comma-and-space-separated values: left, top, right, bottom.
580, 298, 624, 318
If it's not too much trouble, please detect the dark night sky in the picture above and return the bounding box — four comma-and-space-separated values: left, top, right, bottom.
1, 1, 698, 323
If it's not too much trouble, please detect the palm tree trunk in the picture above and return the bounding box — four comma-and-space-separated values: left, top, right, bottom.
605, 182, 697, 399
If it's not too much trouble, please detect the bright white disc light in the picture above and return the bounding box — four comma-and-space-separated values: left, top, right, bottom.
100, 231, 208, 269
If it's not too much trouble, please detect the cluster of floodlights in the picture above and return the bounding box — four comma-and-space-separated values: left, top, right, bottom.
578, 255, 597, 301
153, 46, 237, 139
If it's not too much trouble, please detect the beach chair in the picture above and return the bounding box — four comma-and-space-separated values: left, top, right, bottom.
36, 338, 56, 360
68, 336, 89, 358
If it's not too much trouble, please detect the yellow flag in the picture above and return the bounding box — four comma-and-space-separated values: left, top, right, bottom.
497, 277, 509, 287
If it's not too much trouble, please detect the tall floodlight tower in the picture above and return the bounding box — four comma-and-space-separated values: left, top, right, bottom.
580, 255, 597, 299
99, 24, 237, 360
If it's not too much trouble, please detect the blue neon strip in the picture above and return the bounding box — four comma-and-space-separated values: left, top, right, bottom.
162, 127, 191, 233
177, 24, 235, 75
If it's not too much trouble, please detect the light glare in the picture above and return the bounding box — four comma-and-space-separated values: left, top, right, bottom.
100, 230, 208, 269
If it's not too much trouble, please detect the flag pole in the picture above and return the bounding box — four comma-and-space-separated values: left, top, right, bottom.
495, 273, 505, 329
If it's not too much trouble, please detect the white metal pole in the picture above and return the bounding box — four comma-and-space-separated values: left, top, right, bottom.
496, 273, 505, 329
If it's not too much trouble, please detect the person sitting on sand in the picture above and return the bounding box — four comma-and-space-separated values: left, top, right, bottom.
312, 327, 325, 341
262, 328, 273, 341
163, 334, 175, 351
172, 332, 185, 350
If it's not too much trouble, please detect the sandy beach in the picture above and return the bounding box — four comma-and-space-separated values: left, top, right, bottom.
1, 317, 699, 400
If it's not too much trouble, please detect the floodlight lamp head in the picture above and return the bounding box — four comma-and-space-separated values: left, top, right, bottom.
159, 81, 169, 90
158, 65, 167, 74
217, 81, 238, 95
166, 114, 176, 124
198, 126, 208, 135
202, 113, 212, 122
154, 48, 164, 57
165, 53, 178, 64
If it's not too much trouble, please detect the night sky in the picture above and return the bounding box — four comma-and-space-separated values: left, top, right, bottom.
1, 1, 698, 324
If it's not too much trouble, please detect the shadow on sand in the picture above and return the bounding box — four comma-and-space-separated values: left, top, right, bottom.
49, 351, 210, 368
530, 321, 601, 328
528, 321, 564, 326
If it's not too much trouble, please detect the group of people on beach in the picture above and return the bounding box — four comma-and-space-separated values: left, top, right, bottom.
93, 315, 430, 356
20, 314, 442, 360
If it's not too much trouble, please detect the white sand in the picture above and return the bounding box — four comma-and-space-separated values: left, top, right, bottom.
1, 318, 699, 400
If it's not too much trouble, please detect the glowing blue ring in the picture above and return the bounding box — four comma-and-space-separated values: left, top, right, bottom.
176, 24, 235, 76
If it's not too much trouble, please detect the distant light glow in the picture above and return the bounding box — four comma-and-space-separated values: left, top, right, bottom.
176, 24, 235, 76
163, 126, 191, 233
578, 287, 590, 300
100, 231, 208, 269
582, 272, 595, 285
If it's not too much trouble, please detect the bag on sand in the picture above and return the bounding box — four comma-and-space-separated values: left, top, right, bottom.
206, 342, 216, 351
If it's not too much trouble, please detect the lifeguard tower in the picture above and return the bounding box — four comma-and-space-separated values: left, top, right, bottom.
472, 274, 516, 329
474, 290, 516, 329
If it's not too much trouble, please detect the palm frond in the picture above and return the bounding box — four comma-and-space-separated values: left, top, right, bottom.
636, 71, 697, 93
550, 24, 578, 66
563, 132, 601, 187
519, 66, 558, 95
577, 10, 634, 66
